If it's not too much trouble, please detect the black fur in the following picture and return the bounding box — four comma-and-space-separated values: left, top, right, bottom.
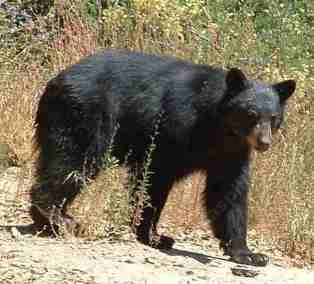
30, 50, 296, 266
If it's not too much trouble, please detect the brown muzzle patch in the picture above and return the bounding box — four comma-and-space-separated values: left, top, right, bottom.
247, 122, 272, 152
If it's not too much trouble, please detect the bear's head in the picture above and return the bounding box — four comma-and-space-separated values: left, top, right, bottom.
220, 68, 296, 152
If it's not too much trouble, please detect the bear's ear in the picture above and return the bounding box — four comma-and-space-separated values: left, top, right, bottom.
226, 68, 248, 93
273, 80, 296, 103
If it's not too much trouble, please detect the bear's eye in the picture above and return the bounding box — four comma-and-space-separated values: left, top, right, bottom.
247, 110, 259, 126
247, 110, 258, 120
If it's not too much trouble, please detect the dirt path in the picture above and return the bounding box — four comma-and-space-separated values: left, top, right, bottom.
0, 230, 313, 284
0, 167, 313, 284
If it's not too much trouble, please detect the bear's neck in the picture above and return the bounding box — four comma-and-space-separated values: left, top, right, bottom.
212, 125, 253, 160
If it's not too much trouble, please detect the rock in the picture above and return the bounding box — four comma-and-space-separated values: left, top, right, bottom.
231, 266, 260, 278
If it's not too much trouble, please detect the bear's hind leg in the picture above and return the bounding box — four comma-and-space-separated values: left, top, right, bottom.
30, 179, 81, 235
30, 111, 110, 235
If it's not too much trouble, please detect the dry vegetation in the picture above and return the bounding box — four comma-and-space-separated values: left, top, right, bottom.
0, 0, 313, 265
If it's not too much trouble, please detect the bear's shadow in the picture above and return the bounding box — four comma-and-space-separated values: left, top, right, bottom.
0, 224, 40, 236
0, 224, 230, 265
160, 247, 230, 265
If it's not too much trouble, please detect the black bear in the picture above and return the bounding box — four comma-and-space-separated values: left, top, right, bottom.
30, 50, 296, 266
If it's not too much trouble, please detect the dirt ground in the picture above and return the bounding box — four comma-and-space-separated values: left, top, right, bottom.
0, 167, 313, 284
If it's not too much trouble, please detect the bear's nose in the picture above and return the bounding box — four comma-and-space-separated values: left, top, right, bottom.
256, 123, 272, 152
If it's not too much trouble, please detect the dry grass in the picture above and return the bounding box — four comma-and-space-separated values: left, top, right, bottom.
68, 166, 132, 240
0, 64, 41, 165
0, 0, 313, 264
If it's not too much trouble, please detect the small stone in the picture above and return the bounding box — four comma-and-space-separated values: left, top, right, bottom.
231, 266, 259, 278
186, 270, 194, 275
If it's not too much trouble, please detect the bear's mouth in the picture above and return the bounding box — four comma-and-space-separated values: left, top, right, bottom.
247, 134, 271, 153
254, 143, 270, 153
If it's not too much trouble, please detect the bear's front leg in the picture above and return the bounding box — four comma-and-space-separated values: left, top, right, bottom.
205, 165, 269, 267
133, 168, 175, 250
221, 239, 269, 267
134, 205, 175, 249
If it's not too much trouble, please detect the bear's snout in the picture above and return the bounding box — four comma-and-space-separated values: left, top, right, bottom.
247, 121, 272, 152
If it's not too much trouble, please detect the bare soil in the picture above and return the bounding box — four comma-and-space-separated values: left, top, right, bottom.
0, 167, 313, 284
